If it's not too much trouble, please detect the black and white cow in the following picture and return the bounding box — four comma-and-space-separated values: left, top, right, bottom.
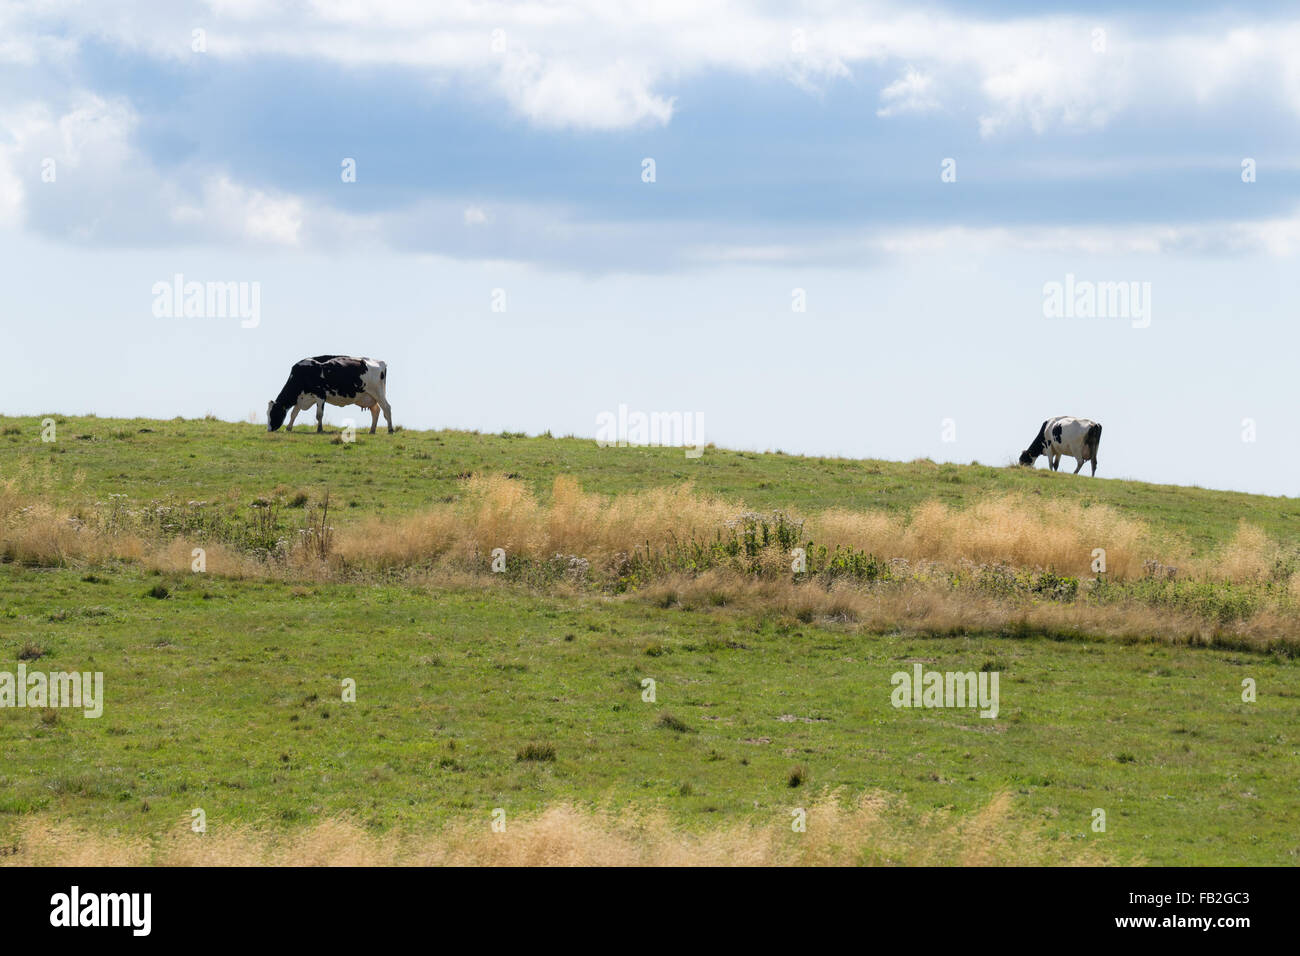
1018, 416, 1102, 475
266, 355, 393, 434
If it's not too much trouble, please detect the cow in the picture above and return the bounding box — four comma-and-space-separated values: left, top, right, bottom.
1018, 416, 1102, 475
266, 355, 393, 434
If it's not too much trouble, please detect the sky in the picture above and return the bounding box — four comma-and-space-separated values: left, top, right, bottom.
1, 1, 1297, 495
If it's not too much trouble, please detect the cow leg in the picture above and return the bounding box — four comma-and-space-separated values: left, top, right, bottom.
1073, 457, 1085, 474
286, 406, 300, 432
379, 398, 393, 434
1091, 457, 1098, 477
369, 405, 380, 434
316, 400, 325, 433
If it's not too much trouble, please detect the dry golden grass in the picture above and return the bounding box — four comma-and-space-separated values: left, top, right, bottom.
141, 538, 266, 579
7, 471, 1285, 588
5, 473, 1297, 647
813, 497, 1150, 578
333, 475, 739, 568
335, 478, 1164, 579
3, 791, 1120, 866
1210, 521, 1283, 584
0, 472, 300, 578
637, 570, 1289, 649
0, 476, 136, 567
0, 489, 268, 580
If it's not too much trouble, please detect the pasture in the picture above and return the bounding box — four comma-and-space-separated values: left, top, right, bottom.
5, 414, 1298, 552
1, 414, 1298, 864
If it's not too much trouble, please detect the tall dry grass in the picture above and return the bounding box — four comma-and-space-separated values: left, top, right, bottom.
1212, 521, 1284, 584
7, 470, 1284, 587
350, 476, 1298, 591
2, 791, 1120, 866
636, 570, 1295, 651
0, 475, 135, 566
1, 472, 291, 578
0, 485, 264, 578
334, 475, 739, 568
814, 497, 1150, 578
334, 476, 1160, 577
5, 472, 1297, 647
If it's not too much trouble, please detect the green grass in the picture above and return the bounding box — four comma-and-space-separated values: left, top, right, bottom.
3, 413, 1298, 555
1, 565, 1297, 863
1, 414, 1299, 864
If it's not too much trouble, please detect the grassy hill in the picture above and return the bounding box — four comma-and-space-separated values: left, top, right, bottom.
1, 414, 1298, 865
4, 413, 1297, 554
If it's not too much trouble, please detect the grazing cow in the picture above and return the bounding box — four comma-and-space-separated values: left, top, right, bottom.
1018, 416, 1102, 475
266, 355, 393, 434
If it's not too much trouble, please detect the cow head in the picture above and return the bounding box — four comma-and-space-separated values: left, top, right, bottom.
266, 400, 287, 432
1017, 420, 1049, 466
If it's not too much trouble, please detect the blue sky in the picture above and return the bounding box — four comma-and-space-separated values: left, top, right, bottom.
2, 1, 1298, 494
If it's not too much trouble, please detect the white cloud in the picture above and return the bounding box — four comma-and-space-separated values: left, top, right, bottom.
201, 176, 304, 246
0, 95, 139, 230
498, 53, 675, 129
817, 212, 1300, 261
0, 92, 309, 246
3, 3, 1300, 269
3, 87, 1295, 268
876, 68, 939, 117
3, 2, 1298, 133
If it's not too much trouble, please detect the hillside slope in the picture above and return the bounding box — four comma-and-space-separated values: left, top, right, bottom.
2, 414, 1296, 555
2, 414, 1298, 865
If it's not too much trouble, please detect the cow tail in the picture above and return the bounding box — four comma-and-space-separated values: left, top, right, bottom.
1087, 423, 1102, 457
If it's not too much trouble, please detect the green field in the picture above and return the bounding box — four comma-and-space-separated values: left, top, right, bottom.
4, 413, 1297, 554
1, 415, 1298, 865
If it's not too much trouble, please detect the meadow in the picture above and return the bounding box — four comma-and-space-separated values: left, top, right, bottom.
1, 414, 1298, 865
3, 414, 1298, 548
